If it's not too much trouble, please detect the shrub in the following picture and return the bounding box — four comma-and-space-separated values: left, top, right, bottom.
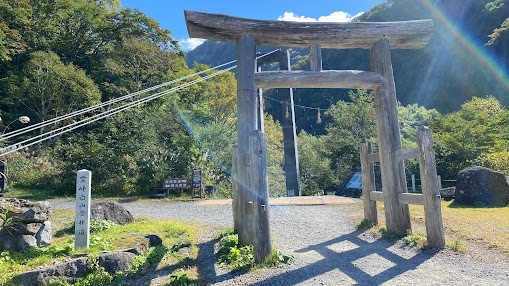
356, 219, 374, 230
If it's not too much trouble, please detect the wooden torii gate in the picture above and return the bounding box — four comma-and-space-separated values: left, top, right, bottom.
185, 10, 434, 262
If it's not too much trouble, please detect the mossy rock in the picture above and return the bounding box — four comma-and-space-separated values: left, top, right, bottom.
112, 234, 162, 255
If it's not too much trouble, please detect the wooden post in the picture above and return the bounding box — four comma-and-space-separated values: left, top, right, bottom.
370, 38, 411, 236
279, 50, 301, 196
236, 33, 257, 246
411, 174, 416, 193
417, 126, 445, 248
232, 144, 240, 234
249, 131, 272, 263
309, 45, 322, 71
75, 169, 91, 250
360, 139, 378, 225
437, 175, 442, 190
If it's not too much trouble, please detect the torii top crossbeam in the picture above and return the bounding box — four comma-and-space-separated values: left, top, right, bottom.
185, 10, 433, 49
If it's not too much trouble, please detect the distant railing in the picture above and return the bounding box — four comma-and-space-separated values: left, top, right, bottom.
407, 175, 456, 193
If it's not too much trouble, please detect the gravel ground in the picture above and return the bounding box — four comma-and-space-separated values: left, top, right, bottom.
50, 198, 509, 285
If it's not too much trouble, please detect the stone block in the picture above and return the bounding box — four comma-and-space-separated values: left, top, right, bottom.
36, 221, 52, 247
98, 252, 136, 275
91, 201, 134, 225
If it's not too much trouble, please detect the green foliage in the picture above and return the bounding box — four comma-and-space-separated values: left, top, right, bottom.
402, 232, 427, 248
216, 229, 293, 272
168, 271, 196, 286
430, 96, 509, 178
74, 257, 113, 286
0, 245, 73, 284
0, 209, 17, 227
297, 130, 335, 195
377, 226, 401, 240
356, 219, 374, 230
0, 0, 32, 62
323, 90, 377, 180
218, 245, 254, 271
89, 220, 117, 233
6, 151, 61, 190
18, 51, 101, 123
263, 114, 286, 197
262, 249, 294, 267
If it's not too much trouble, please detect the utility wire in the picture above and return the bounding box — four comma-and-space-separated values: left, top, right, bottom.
0, 49, 280, 157
0, 59, 238, 142
0, 67, 235, 157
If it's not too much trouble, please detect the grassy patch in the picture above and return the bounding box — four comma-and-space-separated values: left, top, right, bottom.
408, 201, 509, 253
5, 185, 70, 201
446, 239, 467, 252
1, 210, 201, 285
216, 229, 293, 272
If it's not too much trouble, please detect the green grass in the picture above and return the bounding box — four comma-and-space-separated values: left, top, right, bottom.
408, 201, 509, 253
4, 184, 201, 202
0, 210, 201, 285
5, 185, 71, 201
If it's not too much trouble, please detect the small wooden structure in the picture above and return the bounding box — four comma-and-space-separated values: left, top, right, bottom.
360, 127, 445, 248
185, 10, 436, 261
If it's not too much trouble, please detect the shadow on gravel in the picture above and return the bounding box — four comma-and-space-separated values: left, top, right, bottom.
197, 237, 249, 284
250, 230, 437, 286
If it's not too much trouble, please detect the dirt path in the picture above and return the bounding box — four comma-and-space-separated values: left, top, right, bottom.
50, 198, 509, 285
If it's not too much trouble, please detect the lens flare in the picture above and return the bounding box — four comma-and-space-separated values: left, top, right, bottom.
173, 102, 294, 217
416, 0, 509, 93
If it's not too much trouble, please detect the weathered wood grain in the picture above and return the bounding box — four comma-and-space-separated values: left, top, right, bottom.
232, 144, 240, 234
398, 193, 424, 205
185, 10, 433, 49
249, 131, 272, 263
395, 148, 419, 160
360, 139, 378, 225
366, 152, 380, 163
236, 34, 257, 246
253, 70, 385, 89
370, 38, 412, 237
369, 191, 384, 202
310, 45, 322, 71
417, 126, 445, 248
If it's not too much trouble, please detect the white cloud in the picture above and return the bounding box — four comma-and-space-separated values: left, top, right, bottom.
277, 11, 364, 23
179, 38, 205, 51
277, 12, 318, 22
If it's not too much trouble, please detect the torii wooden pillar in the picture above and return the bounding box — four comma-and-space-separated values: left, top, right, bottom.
185, 11, 433, 260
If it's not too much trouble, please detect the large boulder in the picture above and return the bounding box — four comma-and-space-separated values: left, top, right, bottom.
0, 198, 53, 252
455, 165, 509, 206
12, 257, 89, 286
98, 252, 136, 275
0, 198, 52, 223
91, 201, 134, 225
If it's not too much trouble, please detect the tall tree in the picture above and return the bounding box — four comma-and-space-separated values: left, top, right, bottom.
18, 51, 101, 124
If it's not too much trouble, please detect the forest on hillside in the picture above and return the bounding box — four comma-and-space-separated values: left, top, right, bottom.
1, 0, 509, 198
187, 0, 509, 133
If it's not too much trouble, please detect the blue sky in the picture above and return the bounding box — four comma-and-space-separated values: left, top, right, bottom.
120, 0, 383, 51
